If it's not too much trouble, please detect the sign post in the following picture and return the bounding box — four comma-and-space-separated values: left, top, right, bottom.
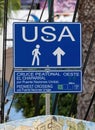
45, 94, 50, 115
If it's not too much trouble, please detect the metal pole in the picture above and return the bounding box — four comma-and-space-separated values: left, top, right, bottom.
45, 0, 54, 115
1, 0, 8, 123
4, 69, 14, 100
5, 94, 15, 122
72, 0, 80, 22
26, 0, 35, 22
84, 93, 95, 120
52, 94, 58, 114
39, 0, 48, 22
48, 0, 54, 22
46, 94, 50, 115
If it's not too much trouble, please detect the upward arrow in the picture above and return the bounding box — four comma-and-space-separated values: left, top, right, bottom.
53, 47, 65, 66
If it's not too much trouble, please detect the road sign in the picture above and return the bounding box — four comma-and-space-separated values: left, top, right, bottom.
14, 70, 82, 93
13, 22, 82, 68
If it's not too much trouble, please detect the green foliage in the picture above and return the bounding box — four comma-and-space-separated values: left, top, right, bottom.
14, 94, 45, 118
0, 0, 4, 9
0, 0, 4, 25
8, 0, 21, 12
58, 94, 77, 116
0, 0, 20, 26
14, 93, 77, 118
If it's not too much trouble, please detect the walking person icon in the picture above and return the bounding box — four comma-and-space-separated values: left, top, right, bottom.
32, 44, 41, 66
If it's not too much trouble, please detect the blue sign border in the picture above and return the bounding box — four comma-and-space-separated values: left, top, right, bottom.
13, 22, 82, 69
14, 70, 82, 93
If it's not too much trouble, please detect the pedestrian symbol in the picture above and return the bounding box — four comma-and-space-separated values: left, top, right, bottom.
32, 44, 41, 66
